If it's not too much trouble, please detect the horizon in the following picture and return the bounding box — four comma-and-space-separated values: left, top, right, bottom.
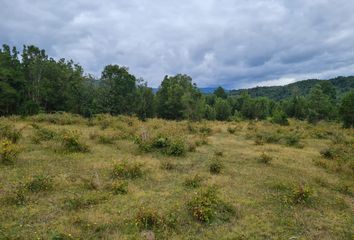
2, 1, 354, 89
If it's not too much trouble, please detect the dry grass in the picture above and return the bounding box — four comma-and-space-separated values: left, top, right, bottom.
0, 115, 353, 239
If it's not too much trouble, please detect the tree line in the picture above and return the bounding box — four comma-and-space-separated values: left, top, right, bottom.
1, 44, 353, 127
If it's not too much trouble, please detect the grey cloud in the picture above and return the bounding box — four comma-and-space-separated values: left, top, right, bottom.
1, 0, 354, 89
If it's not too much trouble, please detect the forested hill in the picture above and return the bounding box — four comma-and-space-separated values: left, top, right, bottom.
229, 76, 354, 100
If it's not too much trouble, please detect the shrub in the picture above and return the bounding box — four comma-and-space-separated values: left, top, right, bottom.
165, 139, 186, 156
5, 186, 27, 205
135, 207, 163, 230
214, 150, 223, 157
290, 184, 313, 205
31, 124, 56, 143
26, 175, 53, 192
0, 140, 19, 165
187, 186, 235, 223
320, 148, 336, 159
209, 159, 223, 174
227, 127, 236, 134
110, 181, 128, 195
258, 153, 272, 164
284, 134, 302, 148
271, 111, 289, 126
184, 174, 203, 188
61, 130, 89, 152
199, 126, 212, 135
112, 161, 143, 179
160, 161, 176, 171
0, 124, 21, 143
135, 134, 186, 156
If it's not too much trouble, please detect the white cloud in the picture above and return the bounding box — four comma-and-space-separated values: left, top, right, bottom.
1, 0, 354, 88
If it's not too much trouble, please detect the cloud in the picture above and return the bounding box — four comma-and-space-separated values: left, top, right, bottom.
1, 0, 354, 89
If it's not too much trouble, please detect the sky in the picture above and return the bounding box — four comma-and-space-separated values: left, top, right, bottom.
1, 0, 354, 89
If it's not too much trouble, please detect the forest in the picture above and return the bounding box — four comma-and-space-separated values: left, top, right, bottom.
1, 44, 354, 128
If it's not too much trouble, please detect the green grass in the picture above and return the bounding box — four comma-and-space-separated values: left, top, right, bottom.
0, 114, 353, 239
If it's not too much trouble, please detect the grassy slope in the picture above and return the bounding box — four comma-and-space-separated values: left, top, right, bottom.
0, 114, 353, 239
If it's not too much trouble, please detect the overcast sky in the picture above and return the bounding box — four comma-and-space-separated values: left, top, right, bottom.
1, 0, 354, 89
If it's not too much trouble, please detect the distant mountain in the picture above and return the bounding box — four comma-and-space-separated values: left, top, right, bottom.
229, 76, 354, 100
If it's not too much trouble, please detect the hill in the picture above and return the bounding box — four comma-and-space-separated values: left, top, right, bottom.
229, 76, 354, 100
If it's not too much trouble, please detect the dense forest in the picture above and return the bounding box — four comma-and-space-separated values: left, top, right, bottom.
1, 44, 354, 127
230, 76, 354, 100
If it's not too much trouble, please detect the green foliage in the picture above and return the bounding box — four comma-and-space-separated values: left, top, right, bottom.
135, 207, 163, 230
31, 124, 56, 143
96, 65, 137, 115
136, 134, 186, 156
63, 195, 102, 211
187, 186, 235, 223
60, 130, 89, 152
307, 84, 335, 123
290, 184, 313, 205
0, 140, 19, 165
26, 175, 53, 192
339, 90, 354, 128
0, 124, 21, 143
215, 98, 232, 121
209, 159, 223, 174
184, 174, 203, 188
214, 86, 228, 99
112, 161, 143, 179
110, 181, 128, 195
271, 109, 289, 126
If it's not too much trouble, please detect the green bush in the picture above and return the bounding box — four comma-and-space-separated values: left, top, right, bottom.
135, 134, 186, 156
135, 207, 163, 230
320, 148, 336, 159
26, 175, 53, 193
110, 181, 128, 195
165, 139, 186, 156
187, 187, 235, 223
184, 174, 203, 188
290, 184, 313, 205
271, 111, 289, 126
112, 161, 143, 179
61, 130, 89, 152
209, 159, 223, 174
0, 140, 19, 165
0, 124, 21, 143
31, 124, 56, 143
284, 134, 302, 147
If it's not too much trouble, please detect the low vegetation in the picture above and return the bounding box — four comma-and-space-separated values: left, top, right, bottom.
0, 114, 353, 239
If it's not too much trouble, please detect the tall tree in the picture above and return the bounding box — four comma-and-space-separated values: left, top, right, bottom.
339, 90, 354, 128
214, 86, 227, 99
97, 65, 137, 115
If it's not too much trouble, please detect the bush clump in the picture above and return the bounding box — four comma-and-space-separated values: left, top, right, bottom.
135, 134, 186, 156
110, 181, 128, 195
31, 124, 57, 143
26, 175, 53, 193
112, 161, 143, 179
209, 159, 223, 174
61, 130, 89, 152
135, 207, 163, 230
0, 140, 19, 165
187, 186, 235, 223
258, 152, 273, 164
184, 174, 203, 188
290, 184, 313, 205
0, 124, 21, 143
320, 148, 336, 159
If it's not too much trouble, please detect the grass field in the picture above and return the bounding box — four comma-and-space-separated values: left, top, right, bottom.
0, 113, 353, 240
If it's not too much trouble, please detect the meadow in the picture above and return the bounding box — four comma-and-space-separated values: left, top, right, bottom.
0, 113, 353, 240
